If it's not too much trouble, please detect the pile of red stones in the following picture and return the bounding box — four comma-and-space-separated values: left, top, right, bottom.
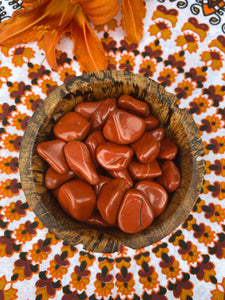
37, 95, 180, 233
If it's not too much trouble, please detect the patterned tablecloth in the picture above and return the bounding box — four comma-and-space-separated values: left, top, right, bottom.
0, 0, 225, 299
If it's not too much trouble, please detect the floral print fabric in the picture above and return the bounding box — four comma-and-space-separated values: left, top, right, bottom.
0, 0, 225, 299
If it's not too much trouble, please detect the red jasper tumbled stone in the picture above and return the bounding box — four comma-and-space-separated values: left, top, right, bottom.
118, 94, 150, 117
151, 128, 165, 141
58, 179, 96, 221
45, 167, 75, 189
85, 130, 106, 167
158, 138, 178, 160
97, 178, 130, 225
131, 132, 160, 163
85, 211, 116, 227
144, 115, 160, 130
53, 111, 90, 142
74, 101, 101, 120
93, 175, 112, 197
64, 141, 99, 185
135, 181, 168, 217
96, 142, 134, 171
89, 98, 117, 130
128, 159, 162, 180
103, 109, 145, 144
156, 161, 181, 192
37, 139, 69, 174
107, 168, 133, 187
117, 188, 154, 233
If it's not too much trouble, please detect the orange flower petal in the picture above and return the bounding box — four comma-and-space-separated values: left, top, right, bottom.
0, 1, 48, 46
75, 0, 120, 25
70, 7, 108, 72
43, 26, 69, 70
121, 0, 146, 43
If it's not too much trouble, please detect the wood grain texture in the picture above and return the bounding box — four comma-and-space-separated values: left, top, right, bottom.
19, 70, 205, 253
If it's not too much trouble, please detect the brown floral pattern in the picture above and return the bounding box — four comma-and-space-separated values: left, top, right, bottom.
0, 0, 224, 298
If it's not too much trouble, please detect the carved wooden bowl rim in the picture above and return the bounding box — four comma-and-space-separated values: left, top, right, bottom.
19, 70, 205, 253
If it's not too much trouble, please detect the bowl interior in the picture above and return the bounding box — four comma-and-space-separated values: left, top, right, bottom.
19, 70, 205, 253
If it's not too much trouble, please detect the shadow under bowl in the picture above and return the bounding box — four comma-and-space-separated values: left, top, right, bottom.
19, 70, 205, 253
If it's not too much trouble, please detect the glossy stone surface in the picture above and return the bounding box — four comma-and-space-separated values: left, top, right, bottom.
21, 70, 205, 252
144, 115, 160, 130
157, 161, 181, 192
107, 168, 133, 187
45, 167, 75, 189
135, 181, 168, 217
103, 109, 145, 144
158, 138, 178, 160
151, 128, 165, 141
53, 111, 90, 142
74, 101, 101, 120
96, 142, 134, 171
37, 139, 69, 174
58, 179, 96, 221
118, 94, 150, 117
64, 141, 99, 185
128, 159, 162, 180
85, 211, 116, 227
85, 130, 106, 167
131, 132, 160, 163
89, 98, 117, 130
93, 175, 111, 197
117, 188, 154, 233
97, 178, 130, 224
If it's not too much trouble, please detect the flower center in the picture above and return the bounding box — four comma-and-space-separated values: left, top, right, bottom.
185, 35, 195, 43
157, 22, 167, 30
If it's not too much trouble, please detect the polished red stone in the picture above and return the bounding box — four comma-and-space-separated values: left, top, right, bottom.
135, 181, 168, 217
89, 98, 117, 130
157, 161, 181, 192
117, 188, 154, 233
53, 111, 90, 142
128, 159, 162, 180
93, 175, 112, 197
96, 142, 134, 171
151, 128, 165, 141
85, 211, 116, 227
103, 109, 145, 144
97, 178, 130, 224
64, 141, 99, 185
37, 139, 69, 174
144, 115, 160, 130
158, 138, 178, 160
107, 168, 133, 187
45, 167, 75, 189
118, 94, 150, 117
85, 130, 106, 167
74, 101, 101, 120
58, 179, 96, 221
131, 132, 160, 163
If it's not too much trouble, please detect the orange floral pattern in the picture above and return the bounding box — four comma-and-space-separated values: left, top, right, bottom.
0, 1, 225, 299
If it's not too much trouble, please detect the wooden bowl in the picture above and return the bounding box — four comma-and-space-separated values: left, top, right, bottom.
19, 70, 205, 253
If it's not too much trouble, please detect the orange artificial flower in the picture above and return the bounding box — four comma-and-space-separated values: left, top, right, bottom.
121, 0, 146, 43
0, 0, 146, 72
